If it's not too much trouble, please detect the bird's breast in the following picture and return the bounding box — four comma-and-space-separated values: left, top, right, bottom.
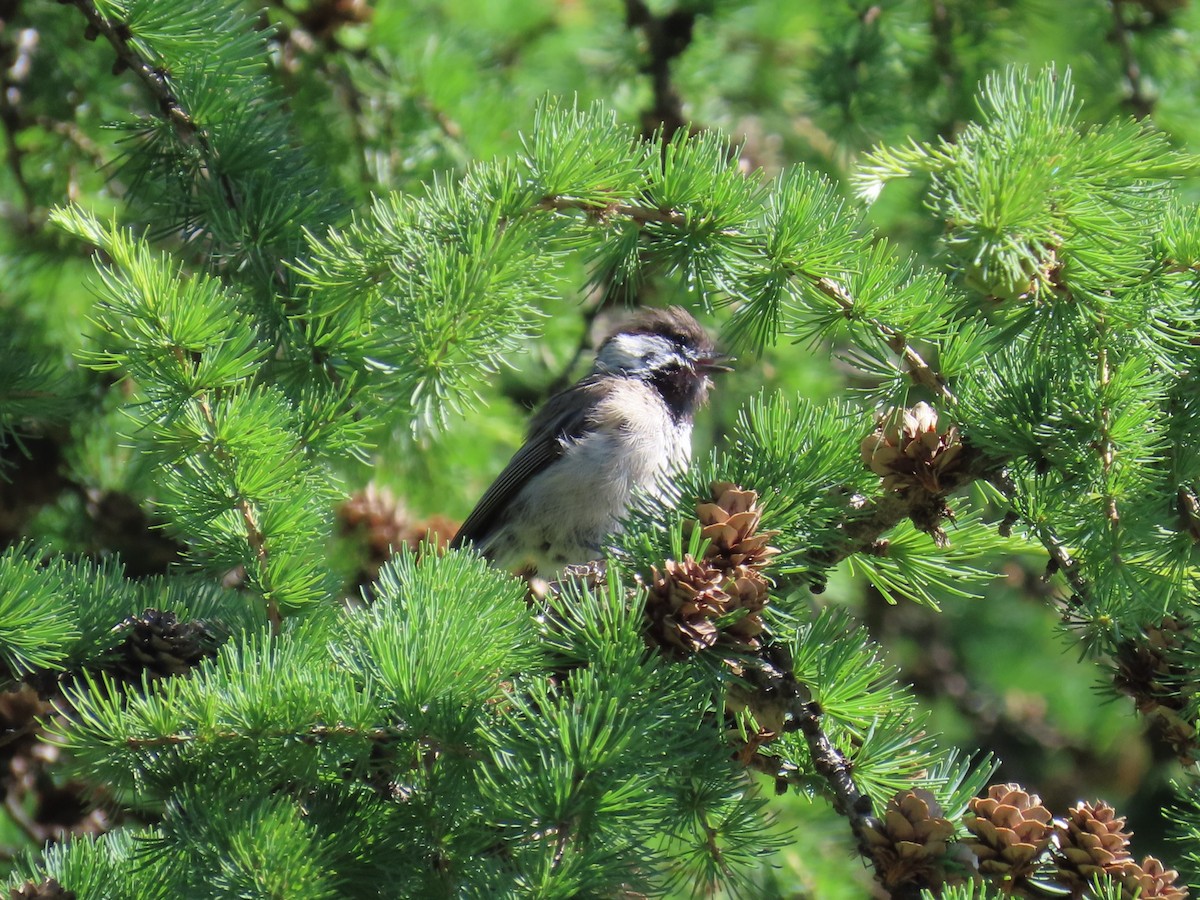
586, 379, 693, 483
491, 380, 691, 573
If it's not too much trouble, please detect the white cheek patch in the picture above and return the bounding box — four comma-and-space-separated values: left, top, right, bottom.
597, 333, 674, 374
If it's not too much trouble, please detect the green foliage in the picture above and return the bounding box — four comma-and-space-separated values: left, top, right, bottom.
149, 785, 344, 900
51, 207, 363, 612
843, 513, 1030, 608
5, 0, 1200, 897
7, 831, 167, 900
852, 64, 1200, 651
923, 883, 1011, 900
1173, 780, 1200, 883
782, 608, 996, 813
335, 548, 539, 741
40, 551, 784, 896
858, 68, 1195, 307
523, 99, 650, 204
0, 332, 79, 457
0, 546, 79, 675
515, 575, 785, 895
96, 0, 343, 311
0, 545, 257, 678
299, 169, 567, 429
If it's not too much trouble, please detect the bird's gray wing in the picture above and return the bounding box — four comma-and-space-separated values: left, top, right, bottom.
450, 380, 600, 552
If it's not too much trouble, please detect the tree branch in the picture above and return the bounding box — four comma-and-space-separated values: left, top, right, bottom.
815, 276, 953, 402
119, 722, 411, 749
732, 649, 901, 895
198, 392, 280, 633
986, 471, 1092, 608
623, 0, 694, 141
1108, 1, 1156, 119
537, 194, 950, 401
169, 346, 280, 631
65, 0, 240, 210
537, 195, 708, 228
0, 23, 39, 230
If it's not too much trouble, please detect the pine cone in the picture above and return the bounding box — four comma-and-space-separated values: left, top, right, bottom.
721, 566, 769, 642
1113, 855, 1189, 900
860, 402, 963, 494
643, 556, 773, 655
644, 556, 731, 654
9, 879, 75, 900
338, 484, 457, 585
860, 789, 957, 890
1113, 618, 1198, 764
0, 685, 49, 765
1177, 487, 1200, 544
644, 483, 778, 656
1113, 617, 1189, 714
689, 482, 780, 571
963, 783, 1053, 882
1052, 800, 1134, 893
107, 609, 221, 680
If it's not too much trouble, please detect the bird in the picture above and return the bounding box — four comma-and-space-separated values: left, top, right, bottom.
450, 306, 730, 577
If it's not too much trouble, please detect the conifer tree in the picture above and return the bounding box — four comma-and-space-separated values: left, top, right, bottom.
2, 1, 1200, 897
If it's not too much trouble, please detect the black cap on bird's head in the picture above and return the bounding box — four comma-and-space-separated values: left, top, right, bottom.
600, 306, 732, 374
615, 306, 712, 349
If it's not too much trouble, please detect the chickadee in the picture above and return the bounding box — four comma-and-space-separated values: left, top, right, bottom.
451, 306, 730, 576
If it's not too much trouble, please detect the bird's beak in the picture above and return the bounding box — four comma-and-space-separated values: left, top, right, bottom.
694, 353, 734, 374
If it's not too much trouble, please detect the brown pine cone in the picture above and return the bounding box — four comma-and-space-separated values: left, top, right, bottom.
689, 482, 780, 572
641, 483, 779, 657
338, 484, 457, 586
963, 783, 1053, 883
721, 566, 769, 644
9, 879, 75, 900
643, 554, 773, 655
107, 609, 222, 680
860, 402, 963, 495
644, 556, 731, 654
860, 789, 958, 890
1112, 618, 1198, 764
643, 482, 779, 656
1113, 855, 1189, 900
1052, 800, 1134, 894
